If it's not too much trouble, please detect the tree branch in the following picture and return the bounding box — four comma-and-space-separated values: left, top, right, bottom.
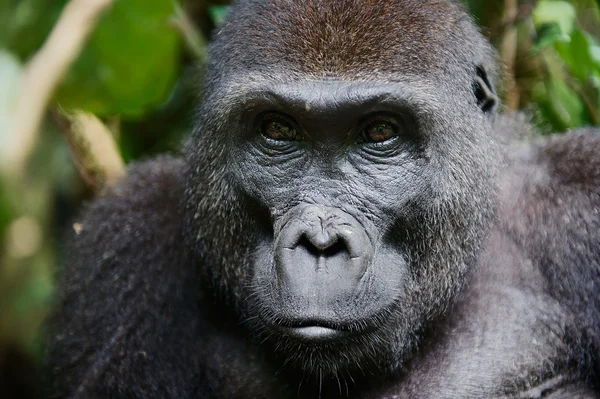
3, 0, 114, 177
170, 0, 208, 64
501, 0, 521, 110
52, 110, 125, 191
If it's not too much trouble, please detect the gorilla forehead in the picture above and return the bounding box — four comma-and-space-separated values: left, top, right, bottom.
213, 0, 485, 79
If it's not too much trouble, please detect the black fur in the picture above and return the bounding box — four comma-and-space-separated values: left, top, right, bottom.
46, 1, 600, 398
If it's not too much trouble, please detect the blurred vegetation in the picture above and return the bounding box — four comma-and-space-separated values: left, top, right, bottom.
0, 0, 598, 395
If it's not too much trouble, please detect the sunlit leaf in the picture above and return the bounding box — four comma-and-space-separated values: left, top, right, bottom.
54, 0, 182, 118
0, 50, 22, 162
533, 72, 589, 131
531, 22, 570, 53
533, 0, 577, 35
555, 29, 600, 81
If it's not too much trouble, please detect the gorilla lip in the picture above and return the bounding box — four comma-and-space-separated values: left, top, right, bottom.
286, 326, 347, 341
272, 319, 365, 342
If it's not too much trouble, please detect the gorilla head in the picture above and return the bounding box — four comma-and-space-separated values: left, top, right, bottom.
184, 0, 500, 376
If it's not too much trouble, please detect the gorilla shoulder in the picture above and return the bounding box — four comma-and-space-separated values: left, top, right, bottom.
52, 155, 188, 312
46, 156, 196, 397
64, 155, 186, 272
501, 128, 600, 331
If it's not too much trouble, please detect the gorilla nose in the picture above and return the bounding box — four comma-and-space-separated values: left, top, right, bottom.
274, 205, 373, 292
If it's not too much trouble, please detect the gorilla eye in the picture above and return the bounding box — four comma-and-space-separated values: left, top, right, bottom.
363, 121, 398, 143
261, 116, 298, 141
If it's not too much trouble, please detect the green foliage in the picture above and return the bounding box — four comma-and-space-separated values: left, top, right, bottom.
534, 69, 589, 129
209, 5, 230, 26
530, 22, 570, 53
533, 0, 577, 34
55, 0, 182, 118
532, 0, 600, 130
0, 0, 68, 60
0, 50, 22, 158
461, 0, 600, 131
555, 29, 600, 83
0, 179, 12, 232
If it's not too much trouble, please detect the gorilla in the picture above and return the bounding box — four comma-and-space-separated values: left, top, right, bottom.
46, 0, 600, 398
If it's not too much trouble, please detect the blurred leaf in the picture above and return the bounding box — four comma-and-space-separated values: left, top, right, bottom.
533, 0, 577, 34
461, 0, 504, 30
531, 1, 600, 128
0, 0, 8, 44
54, 0, 182, 118
572, 0, 600, 29
531, 22, 570, 53
1, 0, 67, 61
0, 180, 12, 232
172, 0, 208, 63
0, 50, 22, 162
534, 71, 589, 131
555, 28, 600, 81
13, 269, 53, 316
208, 5, 229, 26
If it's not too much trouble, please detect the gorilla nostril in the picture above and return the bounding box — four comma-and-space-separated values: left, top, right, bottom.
297, 235, 348, 258
323, 240, 347, 257
297, 236, 321, 257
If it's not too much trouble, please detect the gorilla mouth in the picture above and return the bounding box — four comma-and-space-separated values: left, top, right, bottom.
271, 319, 369, 342
286, 326, 347, 341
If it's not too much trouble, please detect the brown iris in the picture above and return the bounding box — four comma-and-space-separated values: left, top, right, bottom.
363, 121, 397, 143
261, 118, 297, 141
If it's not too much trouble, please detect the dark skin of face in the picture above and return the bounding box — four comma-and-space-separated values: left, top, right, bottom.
234, 82, 417, 341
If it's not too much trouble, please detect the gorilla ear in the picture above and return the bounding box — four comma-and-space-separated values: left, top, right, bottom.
473, 66, 498, 117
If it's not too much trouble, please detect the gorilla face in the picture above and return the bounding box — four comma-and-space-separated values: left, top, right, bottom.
185, 0, 501, 376
234, 81, 428, 329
